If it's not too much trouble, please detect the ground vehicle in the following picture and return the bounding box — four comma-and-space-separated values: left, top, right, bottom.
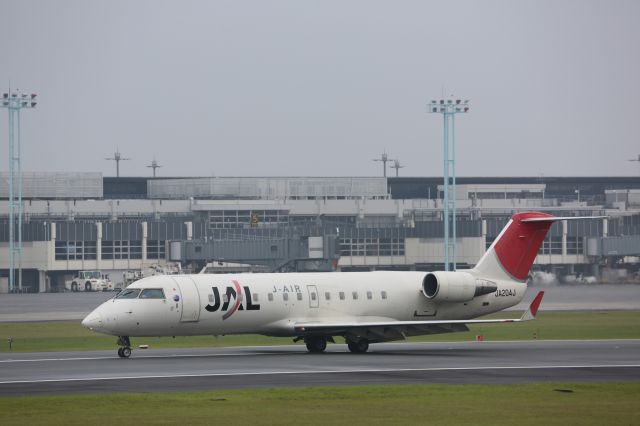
65, 271, 113, 292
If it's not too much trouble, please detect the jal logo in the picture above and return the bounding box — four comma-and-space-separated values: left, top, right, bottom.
205, 280, 260, 320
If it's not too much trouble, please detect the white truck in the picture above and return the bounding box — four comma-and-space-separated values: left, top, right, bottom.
65, 271, 113, 292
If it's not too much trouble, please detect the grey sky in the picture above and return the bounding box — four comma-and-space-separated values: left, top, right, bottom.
1, 0, 638, 178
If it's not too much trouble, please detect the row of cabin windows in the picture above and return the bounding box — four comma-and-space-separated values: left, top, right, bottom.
251, 290, 388, 303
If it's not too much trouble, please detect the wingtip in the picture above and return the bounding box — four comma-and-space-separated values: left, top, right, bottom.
530, 291, 545, 317
520, 291, 544, 321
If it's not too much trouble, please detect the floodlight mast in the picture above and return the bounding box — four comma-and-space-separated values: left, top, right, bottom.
428, 98, 469, 271
373, 152, 390, 177
390, 159, 404, 177
2, 91, 37, 292
105, 151, 130, 177
147, 159, 162, 178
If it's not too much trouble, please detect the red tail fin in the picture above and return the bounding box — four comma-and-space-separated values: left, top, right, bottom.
474, 212, 605, 282
493, 212, 555, 281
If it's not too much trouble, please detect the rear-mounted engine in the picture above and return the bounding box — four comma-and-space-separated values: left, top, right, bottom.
422, 271, 498, 302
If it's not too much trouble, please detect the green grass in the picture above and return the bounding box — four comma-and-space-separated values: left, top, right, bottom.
1, 310, 639, 353
1, 383, 639, 425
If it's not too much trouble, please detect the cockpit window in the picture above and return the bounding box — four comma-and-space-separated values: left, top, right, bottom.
116, 288, 141, 299
139, 288, 165, 299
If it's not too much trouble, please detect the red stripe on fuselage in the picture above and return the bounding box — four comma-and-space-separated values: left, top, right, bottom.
494, 212, 555, 281
222, 280, 243, 320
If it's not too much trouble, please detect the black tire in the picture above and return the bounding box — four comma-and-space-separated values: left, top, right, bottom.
121, 347, 132, 358
85, 282, 92, 292
117, 348, 124, 358
71, 282, 78, 292
305, 336, 327, 353
347, 339, 369, 354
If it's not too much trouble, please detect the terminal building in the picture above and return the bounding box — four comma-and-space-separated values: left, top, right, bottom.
1, 173, 640, 292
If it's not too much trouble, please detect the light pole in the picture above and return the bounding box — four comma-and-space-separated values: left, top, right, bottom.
147, 159, 162, 177
390, 159, 404, 177
373, 152, 389, 178
105, 151, 130, 177
428, 98, 469, 271
2, 91, 37, 292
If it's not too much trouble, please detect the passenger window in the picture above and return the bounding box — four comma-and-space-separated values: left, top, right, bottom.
253, 293, 259, 302
339, 292, 345, 300
297, 293, 303, 301
283, 293, 289, 301
381, 291, 388, 300
352, 291, 358, 300
116, 289, 141, 299
325, 292, 331, 301
268, 293, 274, 302
223, 294, 229, 303
311, 292, 317, 301
366, 291, 372, 300
139, 289, 165, 299
209, 294, 214, 303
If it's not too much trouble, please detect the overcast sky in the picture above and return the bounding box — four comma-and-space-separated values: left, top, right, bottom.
1, 0, 638, 178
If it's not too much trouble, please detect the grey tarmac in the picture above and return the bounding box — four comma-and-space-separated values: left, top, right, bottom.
1, 339, 639, 395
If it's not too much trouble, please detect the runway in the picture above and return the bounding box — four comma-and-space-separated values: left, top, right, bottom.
1, 339, 639, 395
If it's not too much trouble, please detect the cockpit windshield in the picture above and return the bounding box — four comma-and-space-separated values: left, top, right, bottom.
139, 288, 165, 299
115, 288, 141, 299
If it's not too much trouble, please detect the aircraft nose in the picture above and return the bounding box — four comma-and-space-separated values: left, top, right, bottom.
82, 310, 103, 330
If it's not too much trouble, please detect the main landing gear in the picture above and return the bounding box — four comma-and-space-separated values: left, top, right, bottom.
346, 338, 369, 354
301, 335, 370, 354
117, 336, 132, 358
304, 335, 328, 353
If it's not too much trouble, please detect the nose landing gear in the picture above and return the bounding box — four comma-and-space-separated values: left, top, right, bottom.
117, 336, 132, 358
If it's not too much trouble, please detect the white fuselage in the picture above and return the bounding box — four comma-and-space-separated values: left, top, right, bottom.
83, 271, 525, 338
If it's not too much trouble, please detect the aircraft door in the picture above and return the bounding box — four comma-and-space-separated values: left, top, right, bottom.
171, 276, 201, 322
307, 285, 319, 308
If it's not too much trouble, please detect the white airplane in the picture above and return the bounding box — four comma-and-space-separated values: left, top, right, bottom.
82, 212, 585, 358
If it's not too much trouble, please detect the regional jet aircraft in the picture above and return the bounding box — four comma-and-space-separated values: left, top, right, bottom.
82, 212, 587, 358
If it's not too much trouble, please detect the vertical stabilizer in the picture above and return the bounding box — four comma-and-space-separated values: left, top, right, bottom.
473, 212, 556, 281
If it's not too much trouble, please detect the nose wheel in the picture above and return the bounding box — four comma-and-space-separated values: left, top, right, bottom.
117, 336, 132, 358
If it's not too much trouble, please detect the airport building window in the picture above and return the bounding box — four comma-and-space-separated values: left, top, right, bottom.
366, 291, 372, 300
283, 293, 289, 301
208, 210, 289, 230
339, 238, 405, 257
339, 292, 345, 300
101, 240, 142, 260
268, 293, 274, 302
566, 236, 584, 255
539, 236, 562, 255
147, 240, 166, 260
325, 292, 331, 300
381, 291, 387, 299
297, 293, 303, 301
55, 240, 97, 261
140, 289, 165, 299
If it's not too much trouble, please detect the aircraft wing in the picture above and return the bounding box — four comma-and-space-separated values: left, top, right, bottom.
293, 291, 544, 340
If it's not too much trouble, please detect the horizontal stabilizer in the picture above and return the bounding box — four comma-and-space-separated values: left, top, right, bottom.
521, 216, 607, 223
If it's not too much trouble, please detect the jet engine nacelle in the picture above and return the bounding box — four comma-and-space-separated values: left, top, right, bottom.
422, 271, 497, 303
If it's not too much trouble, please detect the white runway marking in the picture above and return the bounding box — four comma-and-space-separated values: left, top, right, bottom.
1, 364, 639, 385
1, 338, 638, 363
0, 352, 269, 363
